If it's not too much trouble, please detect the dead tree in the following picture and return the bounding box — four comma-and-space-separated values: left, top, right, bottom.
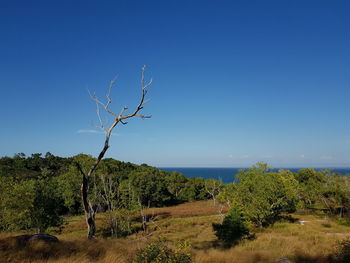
99, 171, 120, 237
77, 66, 152, 239
205, 178, 222, 205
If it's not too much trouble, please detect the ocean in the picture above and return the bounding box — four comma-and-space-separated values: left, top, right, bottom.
159, 167, 350, 184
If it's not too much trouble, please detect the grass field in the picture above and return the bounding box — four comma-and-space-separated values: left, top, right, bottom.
1, 200, 349, 263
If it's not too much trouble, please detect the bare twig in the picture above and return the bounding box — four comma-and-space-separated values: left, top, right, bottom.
78, 65, 152, 239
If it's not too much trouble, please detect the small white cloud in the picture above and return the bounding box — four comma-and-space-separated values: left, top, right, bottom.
76, 129, 101, 134
300, 154, 305, 158
320, 155, 333, 160
76, 129, 119, 136
228, 154, 249, 159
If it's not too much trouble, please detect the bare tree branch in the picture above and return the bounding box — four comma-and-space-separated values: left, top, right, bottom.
120, 120, 128, 125
78, 65, 152, 239
118, 65, 152, 121
103, 78, 118, 119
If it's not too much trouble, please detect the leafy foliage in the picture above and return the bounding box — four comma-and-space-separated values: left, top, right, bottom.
296, 168, 350, 216
0, 174, 63, 232
2, 154, 350, 236
166, 172, 188, 201
128, 170, 172, 207
334, 238, 350, 263
30, 175, 64, 233
132, 238, 192, 263
212, 206, 250, 246
0, 153, 212, 233
0, 177, 36, 230
226, 163, 299, 226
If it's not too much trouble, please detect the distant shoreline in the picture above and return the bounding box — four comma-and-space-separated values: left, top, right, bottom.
160, 167, 350, 184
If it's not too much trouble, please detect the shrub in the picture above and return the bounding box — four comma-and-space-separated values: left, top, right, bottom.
0, 176, 63, 232
333, 238, 350, 263
132, 238, 192, 263
103, 209, 140, 238
234, 164, 299, 227
212, 206, 250, 246
337, 218, 350, 227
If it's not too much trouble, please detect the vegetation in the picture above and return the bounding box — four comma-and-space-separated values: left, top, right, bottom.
1, 154, 350, 262
212, 206, 250, 246
1, 200, 350, 263
132, 238, 192, 263
222, 163, 300, 227
0, 166, 64, 233
0, 153, 211, 233
217, 163, 350, 226
296, 168, 350, 216
78, 66, 152, 238
334, 238, 350, 263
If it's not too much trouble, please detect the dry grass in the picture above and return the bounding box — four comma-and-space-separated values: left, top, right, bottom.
0, 236, 141, 263
1, 201, 349, 262
191, 212, 350, 263
143, 200, 228, 219
59, 213, 108, 238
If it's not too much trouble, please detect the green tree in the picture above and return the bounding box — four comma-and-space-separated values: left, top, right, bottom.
0, 177, 36, 230
128, 170, 171, 207
212, 205, 250, 246
57, 167, 83, 214
316, 173, 350, 216
179, 177, 207, 201
30, 175, 64, 233
234, 163, 299, 227
165, 171, 188, 201
0, 176, 64, 232
217, 183, 237, 206
295, 168, 327, 208
57, 154, 97, 214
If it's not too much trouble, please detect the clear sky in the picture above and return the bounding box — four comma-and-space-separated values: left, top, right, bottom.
1, 0, 349, 168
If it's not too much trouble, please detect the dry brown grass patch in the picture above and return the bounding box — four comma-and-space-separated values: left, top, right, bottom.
144, 200, 228, 219
0, 236, 142, 263
1, 202, 350, 262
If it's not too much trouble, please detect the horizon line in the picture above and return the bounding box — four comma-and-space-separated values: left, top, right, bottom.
158, 166, 350, 169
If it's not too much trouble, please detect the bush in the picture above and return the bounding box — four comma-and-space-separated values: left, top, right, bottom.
0, 177, 36, 230
234, 164, 299, 227
212, 206, 250, 246
337, 218, 350, 227
333, 238, 350, 263
103, 209, 140, 238
0, 176, 64, 232
132, 238, 192, 263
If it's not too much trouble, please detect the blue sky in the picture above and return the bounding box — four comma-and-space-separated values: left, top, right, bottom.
0, 0, 349, 167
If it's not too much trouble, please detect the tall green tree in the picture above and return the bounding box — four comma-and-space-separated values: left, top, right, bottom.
165, 172, 188, 201
295, 168, 327, 208
30, 175, 64, 233
0, 175, 64, 232
0, 177, 35, 230
128, 170, 171, 207
233, 163, 299, 227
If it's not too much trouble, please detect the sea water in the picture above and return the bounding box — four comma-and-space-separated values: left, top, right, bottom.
160, 167, 350, 184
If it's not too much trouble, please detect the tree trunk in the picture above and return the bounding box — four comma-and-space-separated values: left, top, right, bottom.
86, 207, 96, 239
78, 66, 151, 239
80, 169, 98, 239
